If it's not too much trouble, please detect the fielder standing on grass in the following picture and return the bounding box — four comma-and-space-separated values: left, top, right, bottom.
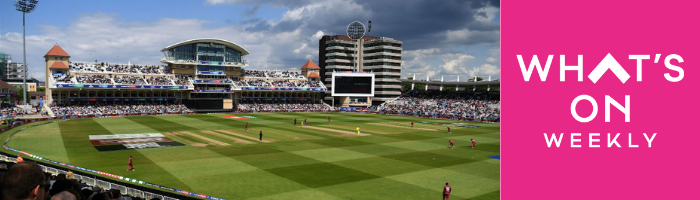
127, 155, 134, 171
294, 118, 297, 126
245, 122, 248, 131
449, 140, 455, 149
259, 131, 263, 141
328, 116, 331, 123
443, 182, 451, 200
471, 139, 476, 148
448, 127, 451, 133
411, 121, 414, 128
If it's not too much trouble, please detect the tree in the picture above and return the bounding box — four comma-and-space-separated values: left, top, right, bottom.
468, 77, 484, 82
37, 87, 46, 92
14, 86, 28, 105
402, 77, 426, 91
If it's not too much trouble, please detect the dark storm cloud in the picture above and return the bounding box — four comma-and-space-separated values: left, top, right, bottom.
240, 0, 500, 51
220, 0, 501, 77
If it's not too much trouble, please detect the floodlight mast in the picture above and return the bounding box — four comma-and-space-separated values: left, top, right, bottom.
15, 0, 39, 106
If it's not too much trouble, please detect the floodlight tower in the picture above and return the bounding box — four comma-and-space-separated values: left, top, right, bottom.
15, 0, 39, 106
346, 21, 366, 72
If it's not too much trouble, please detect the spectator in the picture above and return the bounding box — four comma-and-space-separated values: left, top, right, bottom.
66, 170, 73, 180
2, 162, 48, 200
51, 191, 76, 200
237, 103, 332, 112
51, 104, 191, 116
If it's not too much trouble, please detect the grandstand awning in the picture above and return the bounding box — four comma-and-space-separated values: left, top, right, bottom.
50, 62, 69, 69
161, 38, 250, 56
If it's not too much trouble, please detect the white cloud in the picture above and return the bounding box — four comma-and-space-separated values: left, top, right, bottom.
293, 43, 307, 53
311, 30, 325, 40
401, 48, 500, 80
474, 6, 499, 22
485, 57, 497, 63
0, 13, 326, 81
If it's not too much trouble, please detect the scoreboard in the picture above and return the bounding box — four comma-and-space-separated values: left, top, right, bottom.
331, 73, 375, 97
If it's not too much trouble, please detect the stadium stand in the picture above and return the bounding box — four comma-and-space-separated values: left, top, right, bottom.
51, 104, 191, 116
146, 76, 175, 85
53, 74, 74, 84
379, 90, 500, 122
68, 61, 166, 75
237, 103, 332, 112
76, 74, 111, 84
113, 75, 147, 85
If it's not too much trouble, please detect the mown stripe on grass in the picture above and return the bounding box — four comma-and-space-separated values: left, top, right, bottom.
124, 116, 198, 132
58, 119, 193, 191
181, 114, 331, 140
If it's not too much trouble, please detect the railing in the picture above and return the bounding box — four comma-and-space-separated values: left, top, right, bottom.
0, 115, 226, 200
1, 155, 173, 200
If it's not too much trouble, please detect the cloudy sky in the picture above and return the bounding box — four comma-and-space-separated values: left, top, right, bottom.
0, 0, 500, 81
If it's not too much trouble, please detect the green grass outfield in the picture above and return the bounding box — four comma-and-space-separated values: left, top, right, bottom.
1, 113, 499, 199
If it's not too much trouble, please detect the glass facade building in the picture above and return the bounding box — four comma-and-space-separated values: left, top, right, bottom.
168, 42, 242, 63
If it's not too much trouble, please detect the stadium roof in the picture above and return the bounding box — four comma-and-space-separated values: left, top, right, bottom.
301, 60, 320, 69
308, 72, 320, 78
44, 45, 70, 57
161, 38, 250, 56
50, 62, 69, 69
400, 79, 500, 88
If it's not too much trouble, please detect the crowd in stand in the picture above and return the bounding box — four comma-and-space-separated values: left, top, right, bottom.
379, 91, 500, 121
68, 62, 164, 75
104, 64, 139, 74
270, 80, 304, 88
309, 81, 323, 88
0, 162, 160, 200
242, 70, 269, 78
76, 74, 111, 84
146, 76, 174, 86
235, 79, 323, 88
51, 104, 191, 116
53, 74, 74, 83
174, 78, 189, 86
242, 70, 305, 79
238, 103, 332, 112
1, 107, 24, 118
113, 76, 146, 85
245, 80, 270, 87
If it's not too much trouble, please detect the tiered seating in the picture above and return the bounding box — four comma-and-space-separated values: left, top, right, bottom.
242, 70, 304, 79
68, 61, 165, 74
53, 74, 74, 84
146, 76, 174, 86
174, 78, 189, 86
245, 79, 271, 87
380, 91, 500, 121
237, 103, 332, 112
113, 76, 146, 85
51, 104, 191, 116
76, 74, 111, 84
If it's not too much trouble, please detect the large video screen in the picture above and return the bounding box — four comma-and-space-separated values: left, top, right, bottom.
334, 77, 372, 94
331, 73, 375, 97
